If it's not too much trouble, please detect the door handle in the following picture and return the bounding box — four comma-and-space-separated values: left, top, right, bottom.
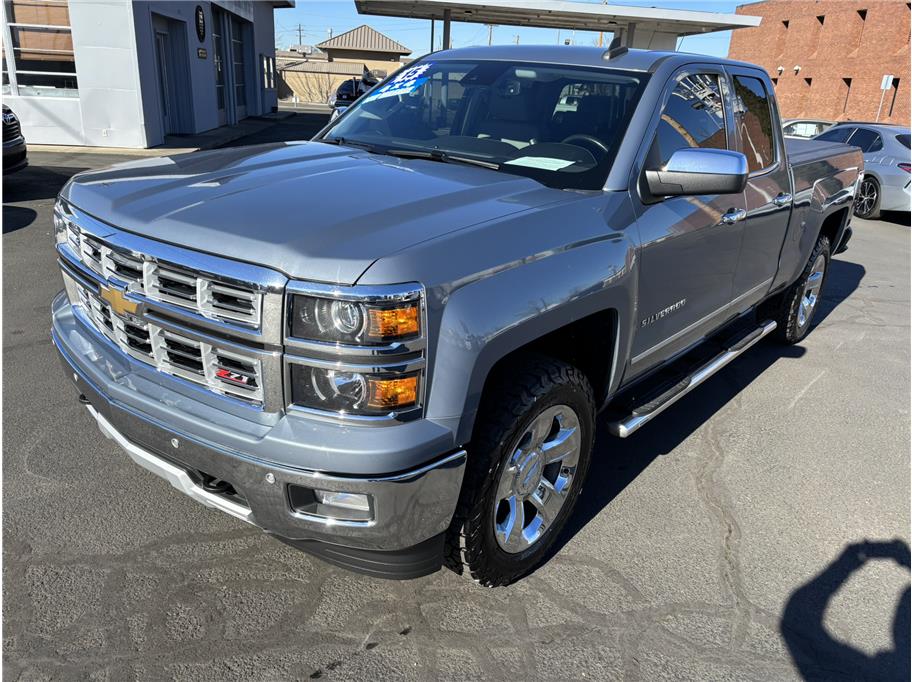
773, 192, 792, 207
720, 208, 747, 225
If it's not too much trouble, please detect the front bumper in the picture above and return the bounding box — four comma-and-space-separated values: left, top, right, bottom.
3, 136, 27, 174
53, 292, 466, 578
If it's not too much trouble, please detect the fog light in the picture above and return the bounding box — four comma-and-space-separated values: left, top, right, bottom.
315, 490, 370, 513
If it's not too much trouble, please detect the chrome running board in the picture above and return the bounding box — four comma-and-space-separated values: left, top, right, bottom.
608, 320, 777, 438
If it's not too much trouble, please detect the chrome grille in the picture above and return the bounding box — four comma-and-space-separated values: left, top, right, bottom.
61, 218, 262, 328
74, 281, 265, 406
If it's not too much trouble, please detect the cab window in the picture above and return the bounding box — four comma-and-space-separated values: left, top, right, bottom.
648, 73, 728, 169
732, 75, 776, 172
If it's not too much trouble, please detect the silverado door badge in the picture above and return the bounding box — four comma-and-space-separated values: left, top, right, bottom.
641, 298, 687, 327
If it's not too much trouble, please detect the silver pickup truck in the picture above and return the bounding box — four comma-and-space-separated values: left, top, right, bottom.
52, 46, 861, 586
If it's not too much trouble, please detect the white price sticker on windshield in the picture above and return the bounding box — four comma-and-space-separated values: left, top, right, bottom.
504, 156, 575, 171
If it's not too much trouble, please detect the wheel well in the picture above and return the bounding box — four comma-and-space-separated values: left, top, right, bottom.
819, 207, 849, 249
483, 309, 617, 405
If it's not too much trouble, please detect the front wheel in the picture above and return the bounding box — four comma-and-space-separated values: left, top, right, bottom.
445, 356, 595, 587
854, 176, 881, 220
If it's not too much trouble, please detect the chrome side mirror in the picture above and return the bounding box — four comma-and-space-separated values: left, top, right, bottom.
645, 148, 749, 196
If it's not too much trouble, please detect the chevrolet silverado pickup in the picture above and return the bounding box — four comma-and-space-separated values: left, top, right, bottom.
52, 46, 861, 586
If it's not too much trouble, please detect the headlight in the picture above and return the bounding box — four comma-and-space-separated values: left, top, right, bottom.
289, 364, 420, 415
285, 283, 425, 419
290, 292, 421, 345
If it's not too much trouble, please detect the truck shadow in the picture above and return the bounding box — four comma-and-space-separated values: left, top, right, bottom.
779, 539, 910, 681
3, 163, 88, 204
546, 256, 866, 564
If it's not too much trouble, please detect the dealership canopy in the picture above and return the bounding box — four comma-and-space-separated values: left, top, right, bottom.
355, 0, 761, 51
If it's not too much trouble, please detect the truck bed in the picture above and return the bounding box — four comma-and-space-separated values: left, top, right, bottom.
786, 137, 858, 167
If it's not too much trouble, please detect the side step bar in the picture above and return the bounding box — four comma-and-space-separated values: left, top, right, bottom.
607, 320, 778, 438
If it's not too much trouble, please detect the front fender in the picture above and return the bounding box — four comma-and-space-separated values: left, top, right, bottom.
425, 236, 637, 445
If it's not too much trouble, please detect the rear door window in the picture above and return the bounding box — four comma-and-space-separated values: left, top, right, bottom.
815, 126, 854, 143
897, 134, 911, 149
649, 73, 728, 168
732, 75, 776, 172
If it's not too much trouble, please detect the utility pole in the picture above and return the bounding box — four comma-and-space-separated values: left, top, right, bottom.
297, 23, 303, 46
486, 24, 494, 45
514, 34, 520, 44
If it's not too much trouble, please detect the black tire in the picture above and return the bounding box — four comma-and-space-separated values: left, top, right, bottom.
444, 356, 595, 587
854, 176, 881, 220
764, 234, 831, 344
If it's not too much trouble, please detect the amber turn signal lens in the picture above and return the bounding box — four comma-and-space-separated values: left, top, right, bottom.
366, 304, 420, 340
366, 374, 419, 409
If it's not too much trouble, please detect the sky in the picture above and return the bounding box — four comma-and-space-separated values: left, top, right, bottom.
274, 0, 755, 58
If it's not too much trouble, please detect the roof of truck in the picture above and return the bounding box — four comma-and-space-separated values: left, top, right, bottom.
426, 44, 767, 74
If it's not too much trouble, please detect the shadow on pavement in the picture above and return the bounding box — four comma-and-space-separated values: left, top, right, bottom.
217, 112, 330, 148
817, 259, 865, 326
2, 205, 37, 234
546, 252, 866, 567
781, 540, 910, 681
880, 211, 910, 227
3, 164, 87, 203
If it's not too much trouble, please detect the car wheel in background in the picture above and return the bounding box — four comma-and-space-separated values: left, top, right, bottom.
854, 176, 881, 220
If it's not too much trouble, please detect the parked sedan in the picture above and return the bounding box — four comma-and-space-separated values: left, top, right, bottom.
813, 123, 911, 219
3, 104, 28, 174
782, 118, 834, 139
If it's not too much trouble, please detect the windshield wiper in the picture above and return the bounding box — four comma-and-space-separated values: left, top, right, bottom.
317, 136, 381, 153
385, 148, 500, 170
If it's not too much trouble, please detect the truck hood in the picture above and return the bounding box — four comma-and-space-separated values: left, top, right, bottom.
63, 141, 568, 284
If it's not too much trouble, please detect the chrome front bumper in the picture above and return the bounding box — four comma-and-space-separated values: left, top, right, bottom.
53, 291, 466, 574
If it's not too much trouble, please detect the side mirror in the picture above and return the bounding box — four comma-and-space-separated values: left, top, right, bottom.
644, 148, 748, 196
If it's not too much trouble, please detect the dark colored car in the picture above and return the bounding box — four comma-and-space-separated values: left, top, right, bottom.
330, 75, 379, 120
3, 104, 27, 174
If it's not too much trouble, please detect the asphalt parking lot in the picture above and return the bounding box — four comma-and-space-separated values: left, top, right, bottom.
3, 135, 910, 680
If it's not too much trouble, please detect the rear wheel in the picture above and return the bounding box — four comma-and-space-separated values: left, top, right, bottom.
445, 356, 595, 587
766, 234, 831, 344
854, 176, 881, 220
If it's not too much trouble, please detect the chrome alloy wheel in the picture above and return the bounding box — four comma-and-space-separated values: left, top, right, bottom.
797, 253, 826, 328
854, 178, 877, 216
493, 404, 581, 553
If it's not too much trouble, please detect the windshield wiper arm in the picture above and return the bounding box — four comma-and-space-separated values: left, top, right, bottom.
317, 136, 381, 153
385, 148, 500, 170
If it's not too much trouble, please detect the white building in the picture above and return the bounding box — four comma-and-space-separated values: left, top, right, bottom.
1, 0, 292, 148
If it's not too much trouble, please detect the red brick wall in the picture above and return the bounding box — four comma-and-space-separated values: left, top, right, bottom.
727, 0, 910, 125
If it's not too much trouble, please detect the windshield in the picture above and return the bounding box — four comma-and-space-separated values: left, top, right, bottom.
320, 59, 648, 190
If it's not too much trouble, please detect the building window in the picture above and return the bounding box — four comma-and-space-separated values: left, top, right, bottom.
842, 78, 852, 113
261, 54, 275, 90
1, 0, 77, 97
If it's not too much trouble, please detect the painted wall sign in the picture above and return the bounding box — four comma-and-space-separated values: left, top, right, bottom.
195, 5, 206, 42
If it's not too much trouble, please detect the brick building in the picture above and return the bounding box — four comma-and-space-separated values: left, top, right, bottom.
727, 0, 910, 125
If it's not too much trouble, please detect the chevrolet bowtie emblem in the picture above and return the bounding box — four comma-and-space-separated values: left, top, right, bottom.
99, 285, 139, 316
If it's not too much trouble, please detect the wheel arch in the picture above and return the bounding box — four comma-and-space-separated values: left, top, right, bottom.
424, 239, 635, 447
